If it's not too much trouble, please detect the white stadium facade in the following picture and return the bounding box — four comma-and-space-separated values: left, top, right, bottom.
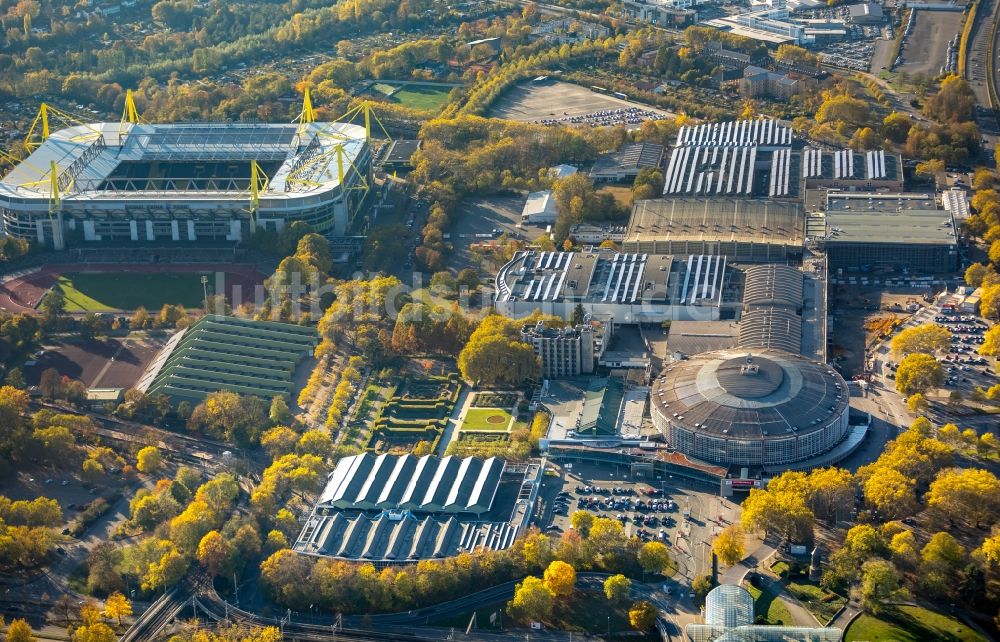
0, 119, 371, 249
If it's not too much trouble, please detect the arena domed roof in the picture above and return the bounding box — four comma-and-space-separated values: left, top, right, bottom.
652, 348, 848, 441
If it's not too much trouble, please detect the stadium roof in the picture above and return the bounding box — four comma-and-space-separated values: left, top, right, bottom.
136, 314, 317, 403
318, 453, 505, 514
1, 121, 367, 201
625, 199, 805, 247
652, 348, 848, 440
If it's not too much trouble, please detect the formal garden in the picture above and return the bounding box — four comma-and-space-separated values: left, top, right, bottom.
459, 391, 523, 435
367, 373, 462, 454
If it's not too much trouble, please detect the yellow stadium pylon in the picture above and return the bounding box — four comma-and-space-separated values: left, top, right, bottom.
302, 88, 316, 124
122, 89, 140, 124
48, 161, 60, 215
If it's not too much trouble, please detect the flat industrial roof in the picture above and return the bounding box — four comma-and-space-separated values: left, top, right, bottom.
667, 320, 740, 356
823, 209, 958, 246
626, 198, 805, 246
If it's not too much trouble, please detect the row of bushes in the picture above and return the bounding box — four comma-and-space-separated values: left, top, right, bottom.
69, 494, 119, 537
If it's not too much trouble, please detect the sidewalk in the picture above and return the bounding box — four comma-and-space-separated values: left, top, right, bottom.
438, 386, 473, 455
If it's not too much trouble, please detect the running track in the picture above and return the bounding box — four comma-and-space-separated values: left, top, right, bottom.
0, 264, 267, 314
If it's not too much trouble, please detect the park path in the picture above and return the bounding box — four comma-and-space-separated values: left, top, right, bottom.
437, 386, 473, 455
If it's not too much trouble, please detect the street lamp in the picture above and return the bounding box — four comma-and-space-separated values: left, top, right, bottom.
200, 275, 209, 311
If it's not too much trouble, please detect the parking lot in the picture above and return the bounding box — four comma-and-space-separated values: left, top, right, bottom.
488, 81, 673, 127
446, 196, 527, 270
24, 336, 164, 389
534, 461, 744, 584
879, 311, 993, 399
895, 9, 964, 76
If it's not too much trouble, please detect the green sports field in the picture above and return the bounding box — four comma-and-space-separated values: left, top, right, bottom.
392, 85, 452, 112
370, 82, 452, 113
52, 272, 208, 312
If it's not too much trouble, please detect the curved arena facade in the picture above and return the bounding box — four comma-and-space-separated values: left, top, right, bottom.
651, 348, 849, 468
0, 121, 370, 249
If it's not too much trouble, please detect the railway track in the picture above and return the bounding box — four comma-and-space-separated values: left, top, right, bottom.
118, 586, 189, 642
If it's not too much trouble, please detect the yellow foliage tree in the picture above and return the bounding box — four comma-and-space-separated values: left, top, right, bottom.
890, 323, 951, 357
895, 353, 944, 395
103, 592, 132, 627
926, 467, 1000, 527
712, 525, 745, 567
542, 560, 576, 597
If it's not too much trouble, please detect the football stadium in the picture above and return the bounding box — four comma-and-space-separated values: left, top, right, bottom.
0, 97, 372, 249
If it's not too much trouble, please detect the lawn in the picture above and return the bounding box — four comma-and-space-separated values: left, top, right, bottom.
746, 584, 794, 626
391, 84, 452, 113
462, 407, 514, 432
53, 272, 208, 312
845, 605, 987, 642
785, 578, 846, 624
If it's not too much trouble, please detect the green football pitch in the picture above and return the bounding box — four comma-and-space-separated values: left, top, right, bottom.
52, 272, 209, 312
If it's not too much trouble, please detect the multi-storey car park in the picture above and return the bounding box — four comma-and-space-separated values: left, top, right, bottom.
0, 100, 372, 249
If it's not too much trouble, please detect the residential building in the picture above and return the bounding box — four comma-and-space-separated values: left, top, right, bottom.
739, 65, 806, 100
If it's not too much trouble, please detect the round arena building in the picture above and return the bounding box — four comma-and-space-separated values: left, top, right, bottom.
651, 348, 849, 467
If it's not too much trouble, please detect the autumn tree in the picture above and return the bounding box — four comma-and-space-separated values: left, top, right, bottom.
628, 601, 657, 631
712, 525, 745, 567
6, 619, 35, 642
926, 467, 1000, 527
891, 323, 951, 357
907, 393, 928, 414
981, 284, 1000, 321
542, 560, 576, 597
261, 426, 299, 458
457, 315, 541, 386
920, 531, 966, 597
889, 530, 919, 569
895, 353, 944, 395
136, 446, 163, 474
637, 541, 672, 575
508, 576, 555, 623
73, 622, 116, 642
924, 74, 976, 123
570, 510, 594, 538
863, 466, 917, 518
859, 560, 899, 614
603, 574, 631, 602
198, 530, 236, 577
103, 592, 132, 627
741, 487, 814, 542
